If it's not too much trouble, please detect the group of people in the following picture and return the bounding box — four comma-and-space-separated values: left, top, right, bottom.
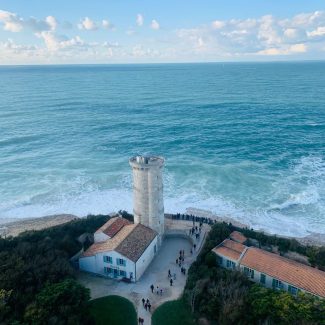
189, 224, 202, 240
141, 298, 152, 312
176, 249, 185, 267
150, 284, 164, 296
138, 317, 144, 324
170, 213, 215, 226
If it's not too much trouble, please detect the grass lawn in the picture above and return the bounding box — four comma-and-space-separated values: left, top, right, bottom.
152, 299, 196, 325
88, 295, 137, 325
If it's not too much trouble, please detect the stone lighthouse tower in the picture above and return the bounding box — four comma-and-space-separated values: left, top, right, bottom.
129, 156, 165, 245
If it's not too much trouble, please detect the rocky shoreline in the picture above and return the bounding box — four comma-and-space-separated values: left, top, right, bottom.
1, 210, 325, 247
0, 214, 78, 238
186, 207, 325, 247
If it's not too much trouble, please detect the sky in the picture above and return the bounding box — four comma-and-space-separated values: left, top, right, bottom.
0, 0, 325, 64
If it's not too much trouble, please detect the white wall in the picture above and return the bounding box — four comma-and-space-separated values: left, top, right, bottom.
79, 250, 135, 281
135, 236, 158, 280
94, 231, 109, 243
214, 251, 320, 298
80, 235, 159, 283
216, 253, 239, 269
79, 255, 97, 273
238, 265, 309, 296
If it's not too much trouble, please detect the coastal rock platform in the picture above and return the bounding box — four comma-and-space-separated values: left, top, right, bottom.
0, 214, 78, 237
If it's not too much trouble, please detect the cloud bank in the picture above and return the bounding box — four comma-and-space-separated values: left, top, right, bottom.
0, 9, 325, 64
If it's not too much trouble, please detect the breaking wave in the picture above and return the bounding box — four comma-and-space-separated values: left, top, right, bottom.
1, 155, 324, 238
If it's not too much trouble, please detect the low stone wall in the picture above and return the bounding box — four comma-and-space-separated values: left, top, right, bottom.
165, 213, 216, 225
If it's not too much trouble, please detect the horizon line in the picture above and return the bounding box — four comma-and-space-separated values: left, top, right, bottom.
1, 59, 325, 67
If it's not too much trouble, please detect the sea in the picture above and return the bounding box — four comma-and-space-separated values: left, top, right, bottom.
0, 62, 324, 237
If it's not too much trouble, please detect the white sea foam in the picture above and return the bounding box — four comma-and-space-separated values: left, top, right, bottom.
269, 187, 320, 211
0, 156, 324, 238
0, 187, 317, 238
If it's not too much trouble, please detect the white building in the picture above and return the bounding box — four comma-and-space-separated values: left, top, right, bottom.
129, 156, 165, 245
212, 232, 325, 299
79, 216, 158, 282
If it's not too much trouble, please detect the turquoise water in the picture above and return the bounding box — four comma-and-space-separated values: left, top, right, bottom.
0, 62, 324, 236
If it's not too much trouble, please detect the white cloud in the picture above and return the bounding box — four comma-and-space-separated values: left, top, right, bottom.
0, 10, 23, 32
257, 43, 306, 56
151, 19, 160, 30
177, 11, 325, 58
102, 19, 114, 30
211, 20, 225, 29
1, 9, 325, 63
284, 28, 297, 38
307, 26, 325, 38
2, 38, 37, 51
290, 10, 324, 27
132, 44, 160, 58
45, 16, 57, 31
136, 14, 144, 27
0, 10, 58, 33
78, 17, 97, 31
36, 31, 85, 51
258, 15, 282, 46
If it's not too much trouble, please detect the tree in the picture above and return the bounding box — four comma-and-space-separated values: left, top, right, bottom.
0, 289, 12, 322
204, 252, 216, 268
24, 279, 91, 325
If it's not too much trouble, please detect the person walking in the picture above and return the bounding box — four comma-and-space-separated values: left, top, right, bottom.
160, 288, 163, 296
150, 284, 154, 293
148, 303, 151, 312
168, 269, 171, 278
142, 298, 145, 306
138, 317, 142, 324
156, 286, 159, 295
170, 278, 173, 286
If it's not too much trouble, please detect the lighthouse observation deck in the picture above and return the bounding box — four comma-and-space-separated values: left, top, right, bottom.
129, 156, 164, 168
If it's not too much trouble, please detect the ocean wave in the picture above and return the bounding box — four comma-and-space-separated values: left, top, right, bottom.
269, 187, 320, 211
0, 155, 324, 238
0, 187, 320, 238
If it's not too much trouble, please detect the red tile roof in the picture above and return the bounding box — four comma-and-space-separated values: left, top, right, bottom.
229, 231, 247, 244
95, 217, 132, 238
241, 247, 325, 298
82, 219, 157, 262
212, 239, 246, 261
115, 224, 157, 262
83, 224, 136, 257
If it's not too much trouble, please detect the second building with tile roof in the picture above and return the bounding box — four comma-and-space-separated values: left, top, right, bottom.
212, 231, 325, 298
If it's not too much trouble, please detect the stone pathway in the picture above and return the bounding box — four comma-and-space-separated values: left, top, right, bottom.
78, 221, 209, 325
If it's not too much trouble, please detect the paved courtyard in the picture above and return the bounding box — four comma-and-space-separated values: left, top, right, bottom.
78, 221, 209, 324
